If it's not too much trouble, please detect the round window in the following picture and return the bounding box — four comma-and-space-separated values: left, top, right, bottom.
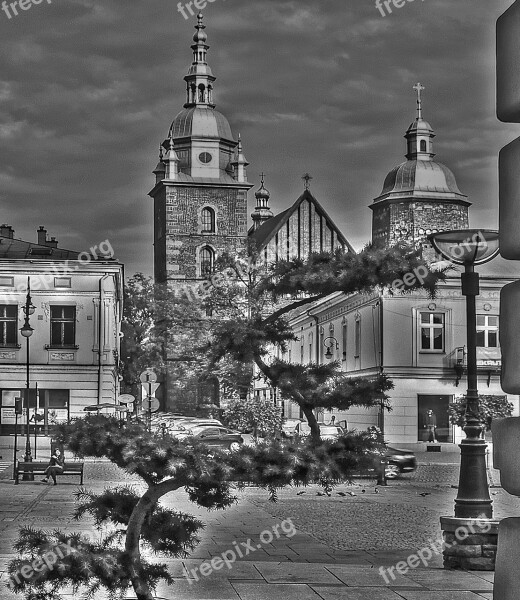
199, 152, 212, 164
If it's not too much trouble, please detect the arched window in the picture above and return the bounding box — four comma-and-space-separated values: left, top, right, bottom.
198, 84, 206, 103
201, 207, 216, 233
420, 139, 427, 152
200, 246, 214, 276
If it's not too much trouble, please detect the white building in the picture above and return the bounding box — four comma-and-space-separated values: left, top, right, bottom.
0, 225, 123, 436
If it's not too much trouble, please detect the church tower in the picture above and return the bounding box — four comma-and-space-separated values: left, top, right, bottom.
150, 13, 253, 285
370, 84, 470, 248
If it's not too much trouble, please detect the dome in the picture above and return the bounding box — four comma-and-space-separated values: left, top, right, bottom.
170, 107, 234, 141
377, 159, 465, 201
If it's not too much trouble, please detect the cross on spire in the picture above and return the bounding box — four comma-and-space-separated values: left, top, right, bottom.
413, 82, 425, 119
302, 173, 313, 190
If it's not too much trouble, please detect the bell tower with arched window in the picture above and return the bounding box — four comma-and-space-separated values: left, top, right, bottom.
149, 12, 253, 287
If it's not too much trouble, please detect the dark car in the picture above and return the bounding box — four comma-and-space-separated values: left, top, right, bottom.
177, 426, 244, 451
384, 447, 417, 479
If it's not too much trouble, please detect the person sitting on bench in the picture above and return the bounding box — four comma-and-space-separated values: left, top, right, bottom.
41, 448, 64, 485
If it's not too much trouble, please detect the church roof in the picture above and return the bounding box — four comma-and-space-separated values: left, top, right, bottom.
375, 159, 469, 203
170, 107, 234, 142
249, 189, 354, 253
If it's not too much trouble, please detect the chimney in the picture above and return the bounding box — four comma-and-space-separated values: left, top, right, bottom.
47, 237, 58, 248
0, 224, 14, 239
37, 226, 47, 245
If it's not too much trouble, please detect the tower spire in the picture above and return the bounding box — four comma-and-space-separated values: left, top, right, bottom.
184, 12, 216, 108
413, 82, 425, 120
405, 83, 435, 161
252, 173, 273, 230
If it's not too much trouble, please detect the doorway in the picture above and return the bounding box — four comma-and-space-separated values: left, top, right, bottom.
417, 394, 453, 443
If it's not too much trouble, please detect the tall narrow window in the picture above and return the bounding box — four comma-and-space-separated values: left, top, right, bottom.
420, 139, 427, 152
50, 306, 76, 348
476, 315, 499, 348
354, 317, 361, 358
0, 305, 18, 346
201, 208, 215, 233
200, 247, 215, 277
342, 321, 347, 359
420, 312, 445, 352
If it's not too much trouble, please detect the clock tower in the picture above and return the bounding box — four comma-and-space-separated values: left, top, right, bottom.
149, 13, 253, 287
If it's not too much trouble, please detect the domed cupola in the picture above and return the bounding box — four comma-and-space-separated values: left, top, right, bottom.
160, 12, 250, 184
370, 83, 470, 248
251, 174, 273, 230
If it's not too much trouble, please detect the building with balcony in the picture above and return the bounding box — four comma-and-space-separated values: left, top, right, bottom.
0, 225, 123, 436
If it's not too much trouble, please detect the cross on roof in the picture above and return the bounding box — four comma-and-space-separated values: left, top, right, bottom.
302, 173, 313, 190
413, 82, 425, 119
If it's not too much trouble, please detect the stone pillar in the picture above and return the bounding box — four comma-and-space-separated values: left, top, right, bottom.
440, 516, 499, 570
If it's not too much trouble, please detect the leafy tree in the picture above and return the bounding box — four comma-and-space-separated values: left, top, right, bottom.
203, 242, 446, 440
222, 397, 283, 438
120, 273, 210, 398
8, 415, 383, 600
447, 394, 514, 432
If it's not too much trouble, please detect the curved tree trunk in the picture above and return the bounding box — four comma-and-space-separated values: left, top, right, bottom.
125, 479, 184, 600
302, 406, 321, 442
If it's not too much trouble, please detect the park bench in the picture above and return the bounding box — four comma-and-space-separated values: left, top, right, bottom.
14, 460, 85, 485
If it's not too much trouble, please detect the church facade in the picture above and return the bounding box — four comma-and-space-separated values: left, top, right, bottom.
150, 14, 352, 413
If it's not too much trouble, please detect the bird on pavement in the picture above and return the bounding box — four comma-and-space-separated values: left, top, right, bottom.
419, 492, 431, 497
361, 489, 366, 494
317, 492, 325, 496
346, 491, 356, 496
296, 491, 305, 496
337, 491, 347, 497
374, 488, 379, 494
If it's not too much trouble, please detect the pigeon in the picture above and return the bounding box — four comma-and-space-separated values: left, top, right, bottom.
346, 491, 356, 496
419, 492, 431, 497
337, 491, 347, 497
374, 488, 379, 494
361, 489, 366, 494
317, 492, 325, 496
296, 491, 305, 496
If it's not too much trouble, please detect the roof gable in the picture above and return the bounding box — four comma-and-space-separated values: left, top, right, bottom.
249, 189, 354, 253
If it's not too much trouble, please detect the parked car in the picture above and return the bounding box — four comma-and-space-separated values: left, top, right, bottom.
384, 447, 417, 479
318, 425, 345, 441
281, 419, 305, 438
176, 426, 244, 451
179, 419, 223, 431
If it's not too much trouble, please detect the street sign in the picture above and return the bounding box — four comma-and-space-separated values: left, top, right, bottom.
141, 383, 160, 397
118, 394, 136, 404
142, 397, 160, 413
140, 370, 157, 384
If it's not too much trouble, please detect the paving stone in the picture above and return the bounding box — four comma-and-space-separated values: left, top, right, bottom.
183, 560, 263, 580
325, 565, 422, 588
311, 586, 405, 599
404, 570, 493, 591
396, 593, 486, 600
231, 582, 321, 600
255, 563, 342, 584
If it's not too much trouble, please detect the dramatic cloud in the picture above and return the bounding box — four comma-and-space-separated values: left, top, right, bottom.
0, 0, 514, 274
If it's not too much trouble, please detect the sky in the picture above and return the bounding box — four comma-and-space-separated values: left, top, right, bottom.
0, 0, 516, 276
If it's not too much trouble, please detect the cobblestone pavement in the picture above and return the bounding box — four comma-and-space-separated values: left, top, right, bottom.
0, 459, 510, 599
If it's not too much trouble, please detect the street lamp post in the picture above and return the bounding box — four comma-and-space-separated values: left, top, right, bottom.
428, 230, 499, 519
20, 277, 35, 481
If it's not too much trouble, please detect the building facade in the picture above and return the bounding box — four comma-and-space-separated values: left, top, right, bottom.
0, 225, 123, 435
280, 91, 520, 446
